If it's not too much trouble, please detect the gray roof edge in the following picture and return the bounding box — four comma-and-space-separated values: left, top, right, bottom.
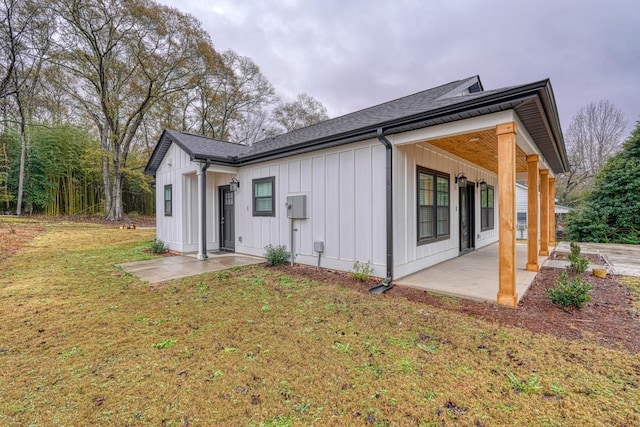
238, 80, 562, 165
539, 80, 569, 171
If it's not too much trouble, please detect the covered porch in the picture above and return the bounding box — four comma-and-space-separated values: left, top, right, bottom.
390, 103, 565, 307
394, 242, 550, 303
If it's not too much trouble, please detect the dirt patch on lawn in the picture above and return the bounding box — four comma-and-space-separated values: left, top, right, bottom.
0, 221, 45, 263
275, 263, 640, 354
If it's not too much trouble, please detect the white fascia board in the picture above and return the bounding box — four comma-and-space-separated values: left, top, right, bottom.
388, 110, 516, 146
204, 164, 238, 175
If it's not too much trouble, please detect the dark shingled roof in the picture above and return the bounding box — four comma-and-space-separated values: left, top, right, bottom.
145, 75, 568, 175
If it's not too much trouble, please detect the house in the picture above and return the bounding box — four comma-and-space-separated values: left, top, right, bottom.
515, 182, 573, 240
144, 75, 568, 306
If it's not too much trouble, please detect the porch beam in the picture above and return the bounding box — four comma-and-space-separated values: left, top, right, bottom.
539, 169, 550, 256
496, 122, 518, 307
549, 177, 556, 247
526, 155, 540, 272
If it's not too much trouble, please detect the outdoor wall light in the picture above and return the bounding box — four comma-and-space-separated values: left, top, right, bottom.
476, 179, 487, 189
229, 178, 240, 192
455, 173, 467, 187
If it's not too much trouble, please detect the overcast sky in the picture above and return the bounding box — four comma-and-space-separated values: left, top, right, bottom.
159, 0, 638, 136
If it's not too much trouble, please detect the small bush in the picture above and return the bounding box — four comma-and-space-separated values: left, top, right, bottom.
547, 272, 593, 308
264, 244, 289, 266
569, 241, 581, 257
351, 260, 373, 281
149, 239, 168, 254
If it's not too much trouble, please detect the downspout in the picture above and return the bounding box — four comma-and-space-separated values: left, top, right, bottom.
370, 128, 394, 293
197, 160, 211, 260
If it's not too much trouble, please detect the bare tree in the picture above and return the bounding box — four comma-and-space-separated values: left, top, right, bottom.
192, 49, 276, 142
52, 0, 220, 220
269, 92, 329, 135
556, 100, 628, 205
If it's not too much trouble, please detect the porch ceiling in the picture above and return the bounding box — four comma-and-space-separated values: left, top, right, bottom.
426, 129, 528, 174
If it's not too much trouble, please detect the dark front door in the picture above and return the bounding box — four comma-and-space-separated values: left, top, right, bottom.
219, 185, 235, 251
459, 183, 475, 254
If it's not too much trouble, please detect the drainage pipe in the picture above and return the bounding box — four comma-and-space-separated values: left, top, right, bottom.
377, 128, 393, 286
197, 160, 211, 260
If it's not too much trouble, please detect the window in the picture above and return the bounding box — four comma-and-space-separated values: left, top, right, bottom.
164, 185, 172, 217
481, 185, 495, 231
253, 177, 275, 216
517, 212, 527, 225
417, 167, 450, 244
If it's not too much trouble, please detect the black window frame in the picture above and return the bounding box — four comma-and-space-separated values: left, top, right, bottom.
481, 185, 495, 231
252, 176, 275, 217
164, 184, 172, 217
417, 166, 450, 245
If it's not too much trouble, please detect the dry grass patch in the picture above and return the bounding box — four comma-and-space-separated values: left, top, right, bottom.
0, 219, 639, 426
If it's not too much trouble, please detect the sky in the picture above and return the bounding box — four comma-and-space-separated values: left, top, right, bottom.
158, 0, 639, 136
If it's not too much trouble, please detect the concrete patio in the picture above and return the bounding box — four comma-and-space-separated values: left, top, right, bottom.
119, 252, 264, 284
394, 243, 548, 304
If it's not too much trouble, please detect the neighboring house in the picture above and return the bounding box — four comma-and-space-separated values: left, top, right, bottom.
145, 75, 568, 306
515, 182, 573, 240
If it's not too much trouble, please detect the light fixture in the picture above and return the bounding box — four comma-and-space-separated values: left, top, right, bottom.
229, 178, 240, 192
476, 179, 487, 189
455, 173, 467, 187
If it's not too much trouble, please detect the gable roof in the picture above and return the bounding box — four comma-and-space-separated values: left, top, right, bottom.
145, 75, 568, 175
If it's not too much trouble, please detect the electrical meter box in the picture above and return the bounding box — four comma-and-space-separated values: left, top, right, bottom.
286, 195, 307, 219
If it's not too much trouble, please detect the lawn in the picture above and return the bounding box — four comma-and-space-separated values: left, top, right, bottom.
1, 219, 639, 426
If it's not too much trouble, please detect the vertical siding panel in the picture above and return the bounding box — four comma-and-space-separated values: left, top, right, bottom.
312, 156, 325, 254
339, 151, 355, 261
278, 163, 289, 247
371, 145, 386, 265
325, 153, 339, 259
300, 159, 311, 192
289, 160, 301, 193
354, 147, 372, 263
299, 158, 313, 255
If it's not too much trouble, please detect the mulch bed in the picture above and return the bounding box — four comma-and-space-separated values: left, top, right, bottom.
276, 263, 640, 354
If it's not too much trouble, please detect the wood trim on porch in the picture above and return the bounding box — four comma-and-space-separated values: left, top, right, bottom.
496, 122, 518, 307
539, 169, 550, 256
549, 177, 556, 247
526, 155, 540, 272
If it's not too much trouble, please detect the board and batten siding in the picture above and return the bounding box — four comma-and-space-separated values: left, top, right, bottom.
234, 139, 387, 277
155, 142, 233, 253
393, 142, 499, 279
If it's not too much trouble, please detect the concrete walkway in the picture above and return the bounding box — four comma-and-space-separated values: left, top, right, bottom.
119, 252, 264, 284
553, 242, 640, 277
394, 243, 546, 304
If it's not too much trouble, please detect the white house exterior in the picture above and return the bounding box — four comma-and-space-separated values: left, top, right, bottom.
145, 75, 568, 306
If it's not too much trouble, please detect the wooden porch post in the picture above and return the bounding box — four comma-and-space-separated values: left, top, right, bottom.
549, 177, 556, 247
526, 155, 539, 271
539, 169, 550, 256
496, 122, 518, 307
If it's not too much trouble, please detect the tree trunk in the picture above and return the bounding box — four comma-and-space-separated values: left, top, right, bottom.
16, 114, 26, 216
1, 141, 8, 212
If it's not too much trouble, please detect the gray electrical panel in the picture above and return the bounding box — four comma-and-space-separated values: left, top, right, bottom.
286, 195, 307, 219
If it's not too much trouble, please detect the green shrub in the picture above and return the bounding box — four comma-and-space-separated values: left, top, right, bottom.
566, 242, 589, 274
569, 241, 581, 257
351, 260, 373, 281
149, 239, 168, 254
547, 272, 593, 308
264, 244, 290, 266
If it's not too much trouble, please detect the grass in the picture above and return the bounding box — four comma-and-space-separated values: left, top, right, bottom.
1, 218, 640, 425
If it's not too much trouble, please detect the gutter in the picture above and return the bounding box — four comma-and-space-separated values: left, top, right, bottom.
369, 128, 394, 294
197, 160, 211, 259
